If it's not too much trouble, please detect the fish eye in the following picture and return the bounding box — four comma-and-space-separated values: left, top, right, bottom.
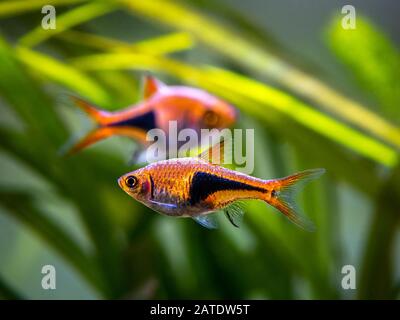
125, 175, 138, 188
204, 110, 219, 127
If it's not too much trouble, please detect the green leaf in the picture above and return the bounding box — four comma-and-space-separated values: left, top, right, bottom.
0, 191, 105, 294
206, 67, 398, 167
70, 51, 398, 167
59, 30, 195, 55
0, 274, 23, 299
0, 38, 130, 298
328, 15, 400, 122
0, 0, 87, 17
123, 0, 400, 150
15, 46, 111, 105
358, 166, 400, 299
19, 1, 119, 48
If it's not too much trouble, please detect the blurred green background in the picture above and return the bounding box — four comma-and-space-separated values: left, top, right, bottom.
0, 0, 399, 299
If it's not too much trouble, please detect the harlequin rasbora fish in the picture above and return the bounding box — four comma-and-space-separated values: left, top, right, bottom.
64, 75, 237, 156
118, 143, 325, 230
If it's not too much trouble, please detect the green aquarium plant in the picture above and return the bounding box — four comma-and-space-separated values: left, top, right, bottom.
0, 0, 399, 300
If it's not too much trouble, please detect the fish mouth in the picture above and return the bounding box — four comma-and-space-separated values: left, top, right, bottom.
117, 176, 124, 189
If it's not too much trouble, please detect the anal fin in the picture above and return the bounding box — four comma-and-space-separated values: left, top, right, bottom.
224, 202, 244, 228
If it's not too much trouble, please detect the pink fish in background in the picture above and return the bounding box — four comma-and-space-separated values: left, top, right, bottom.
64, 75, 237, 158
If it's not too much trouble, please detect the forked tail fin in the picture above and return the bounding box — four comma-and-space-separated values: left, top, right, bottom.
70, 96, 111, 125
267, 168, 326, 231
60, 127, 116, 156
61, 96, 112, 155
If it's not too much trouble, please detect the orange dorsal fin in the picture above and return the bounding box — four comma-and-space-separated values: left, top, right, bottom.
143, 75, 167, 99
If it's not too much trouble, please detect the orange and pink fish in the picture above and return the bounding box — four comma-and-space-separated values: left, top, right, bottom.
118, 141, 325, 230
64, 76, 237, 158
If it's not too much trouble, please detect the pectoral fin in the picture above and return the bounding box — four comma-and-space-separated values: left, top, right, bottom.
192, 214, 218, 229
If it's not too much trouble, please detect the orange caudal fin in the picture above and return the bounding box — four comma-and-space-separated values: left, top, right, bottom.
267, 168, 326, 231
60, 127, 115, 156
60, 97, 113, 155
70, 96, 111, 125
